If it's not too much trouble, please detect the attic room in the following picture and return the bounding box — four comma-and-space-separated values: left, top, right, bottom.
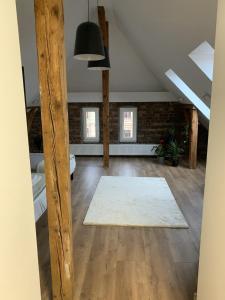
1, 1, 225, 300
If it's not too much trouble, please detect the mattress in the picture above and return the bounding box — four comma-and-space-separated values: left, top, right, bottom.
34, 188, 47, 222
32, 173, 46, 199
32, 173, 47, 222
36, 154, 76, 175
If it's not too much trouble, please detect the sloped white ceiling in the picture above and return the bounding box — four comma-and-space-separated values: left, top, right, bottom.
113, 0, 218, 103
16, 0, 218, 109
16, 0, 163, 105
64, 0, 162, 92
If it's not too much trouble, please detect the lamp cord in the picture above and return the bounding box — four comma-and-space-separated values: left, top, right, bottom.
88, 0, 90, 22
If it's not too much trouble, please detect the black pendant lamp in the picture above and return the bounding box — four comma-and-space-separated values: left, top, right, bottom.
88, 46, 111, 70
74, 0, 105, 61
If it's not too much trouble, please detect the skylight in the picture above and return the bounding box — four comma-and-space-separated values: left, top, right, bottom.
189, 41, 214, 81
165, 69, 210, 120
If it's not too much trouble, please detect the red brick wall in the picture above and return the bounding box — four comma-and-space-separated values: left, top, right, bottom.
28, 102, 197, 152
28, 109, 42, 152
68, 102, 186, 144
108, 102, 185, 144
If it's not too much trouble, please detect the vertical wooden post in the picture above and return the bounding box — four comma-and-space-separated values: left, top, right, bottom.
98, 6, 110, 168
189, 107, 198, 169
34, 0, 74, 299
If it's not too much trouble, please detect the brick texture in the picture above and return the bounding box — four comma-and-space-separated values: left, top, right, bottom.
108, 102, 185, 144
28, 102, 208, 156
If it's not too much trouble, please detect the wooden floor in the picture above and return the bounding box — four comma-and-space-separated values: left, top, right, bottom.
36, 157, 206, 300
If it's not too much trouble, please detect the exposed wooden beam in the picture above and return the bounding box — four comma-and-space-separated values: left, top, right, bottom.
189, 107, 198, 169
98, 6, 110, 168
34, 0, 74, 299
98, 6, 108, 46
102, 22, 110, 168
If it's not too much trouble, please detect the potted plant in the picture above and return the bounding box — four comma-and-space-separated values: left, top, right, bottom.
153, 139, 166, 164
167, 141, 184, 167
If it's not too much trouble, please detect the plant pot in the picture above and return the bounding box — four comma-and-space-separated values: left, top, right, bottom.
172, 159, 179, 167
158, 156, 165, 164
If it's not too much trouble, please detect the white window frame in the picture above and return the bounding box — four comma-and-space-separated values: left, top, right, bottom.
165, 69, 210, 120
188, 41, 214, 81
82, 107, 100, 143
120, 107, 137, 143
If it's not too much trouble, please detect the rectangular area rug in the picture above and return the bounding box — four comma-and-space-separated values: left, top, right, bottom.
83, 176, 188, 228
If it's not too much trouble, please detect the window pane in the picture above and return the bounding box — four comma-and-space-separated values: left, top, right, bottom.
123, 111, 133, 138
86, 111, 96, 138
189, 41, 214, 81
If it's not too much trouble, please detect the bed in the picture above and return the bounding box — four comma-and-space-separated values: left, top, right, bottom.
30, 153, 76, 179
31, 154, 76, 222
32, 173, 47, 222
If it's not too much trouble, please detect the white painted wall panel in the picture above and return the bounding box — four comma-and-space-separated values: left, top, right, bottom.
70, 144, 157, 156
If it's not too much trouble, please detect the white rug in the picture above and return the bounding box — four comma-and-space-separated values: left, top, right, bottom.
83, 176, 188, 228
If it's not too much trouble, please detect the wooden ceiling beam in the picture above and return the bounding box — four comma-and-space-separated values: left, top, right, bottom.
189, 107, 198, 169
98, 6, 110, 168
98, 6, 108, 47
34, 0, 74, 299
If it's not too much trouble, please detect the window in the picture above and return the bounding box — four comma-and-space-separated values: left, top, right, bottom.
165, 69, 210, 119
189, 41, 214, 81
82, 107, 99, 142
120, 107, 137, 142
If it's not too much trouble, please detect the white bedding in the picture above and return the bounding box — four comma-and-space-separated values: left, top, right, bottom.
32, 173, 47, 222
31, 153, 76, 175
32, 173, 45, 199
31, 154, 76, 222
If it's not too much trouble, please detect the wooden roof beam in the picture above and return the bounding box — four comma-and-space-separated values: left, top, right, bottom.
34, 0, 74, 298
98, 6, 110, 168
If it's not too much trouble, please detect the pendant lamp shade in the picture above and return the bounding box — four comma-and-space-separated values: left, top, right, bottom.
88, 47, 111, 70
74, 22, 105, 61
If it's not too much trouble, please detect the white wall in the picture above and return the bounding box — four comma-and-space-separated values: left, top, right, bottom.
16, 0, 39, 104
30, 91, 176, 106
70, 144, 158, 156
68, 92, 175, 103
0, 2, 41, 299
197, 1, 225, 299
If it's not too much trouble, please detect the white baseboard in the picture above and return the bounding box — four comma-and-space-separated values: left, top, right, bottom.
30, 145, 158, 166
70, 144, 157, 156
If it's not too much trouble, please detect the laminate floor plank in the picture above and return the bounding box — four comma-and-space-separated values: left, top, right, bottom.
36, 157, 205, 300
